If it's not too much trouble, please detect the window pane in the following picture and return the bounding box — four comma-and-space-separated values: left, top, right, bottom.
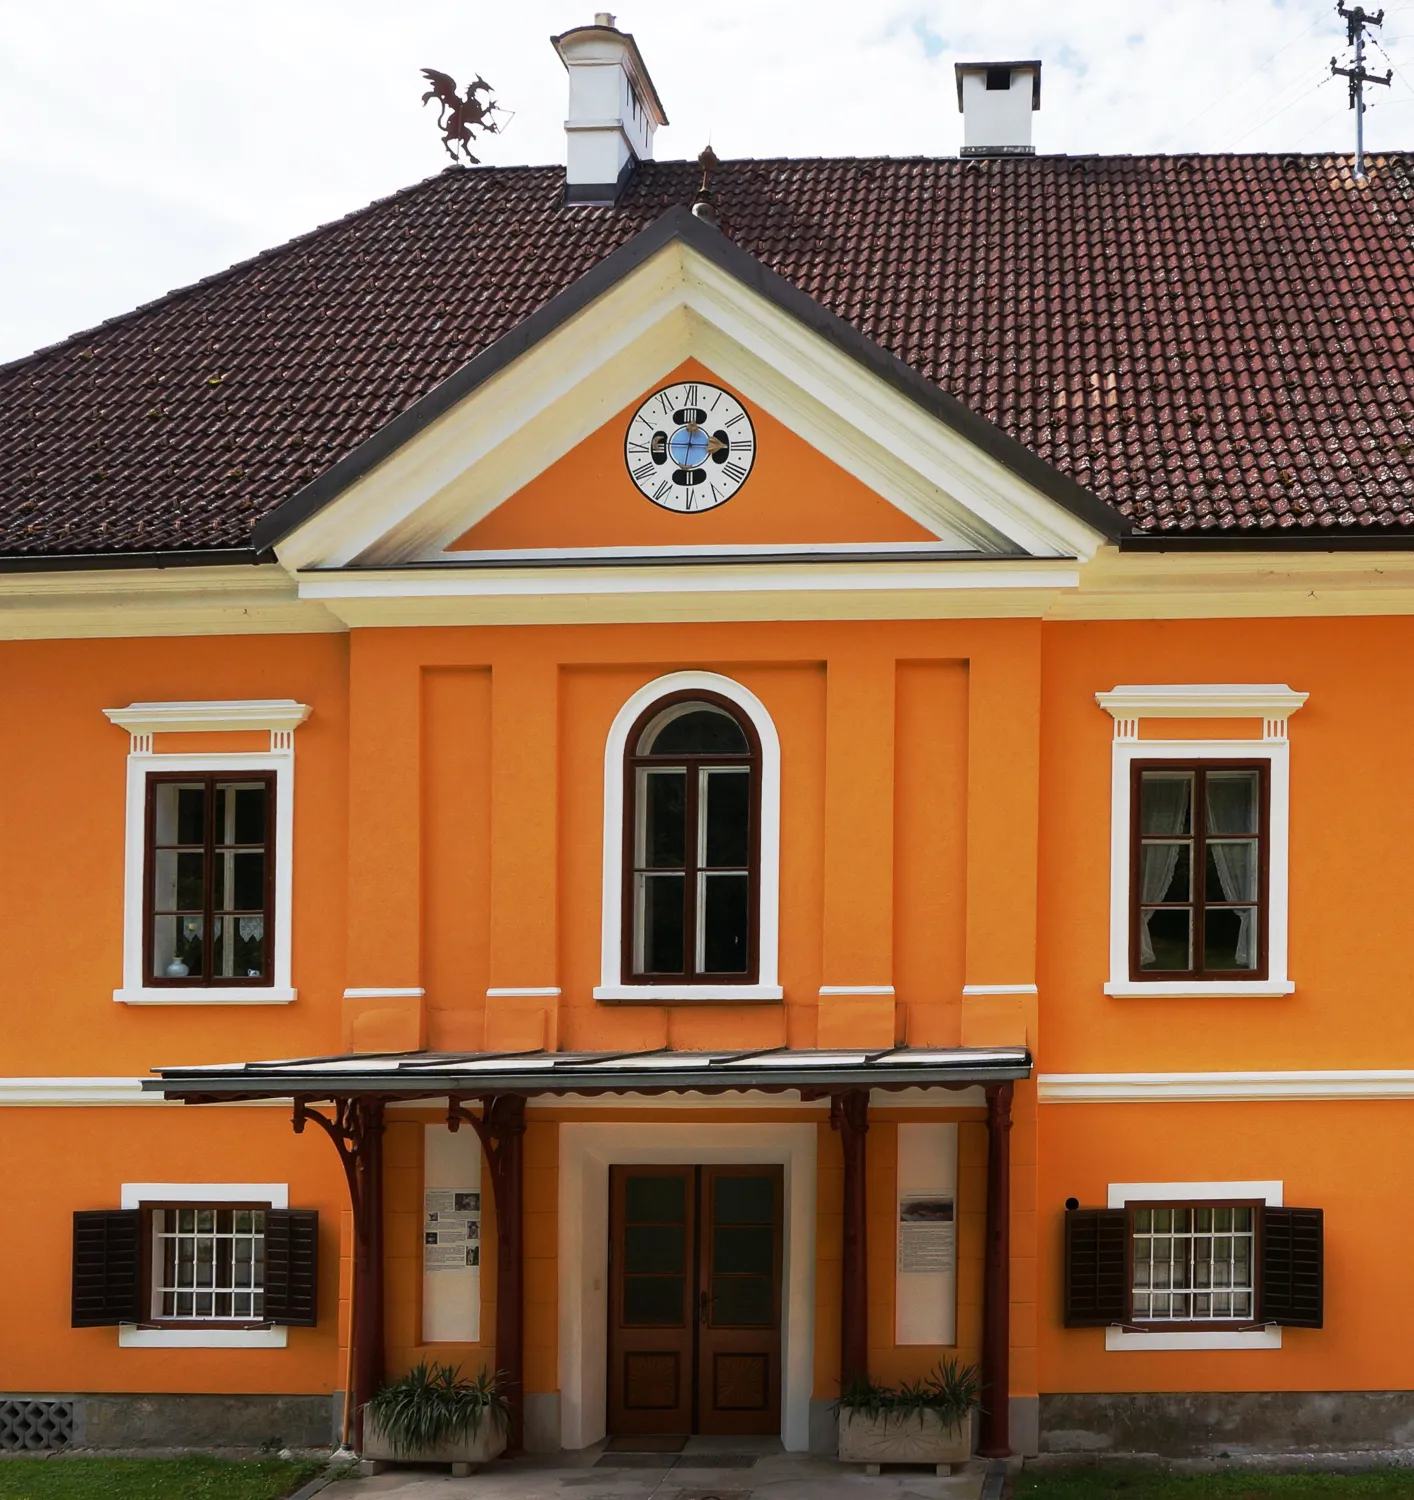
1206, 770, 1259, 835
1139, 907, 1191, 971
1130, 1200, 1255, 1324
1140, 772, 1192, 836
711, 1276, 773, 1326
212, 783, 267, 845
1206, 841, 1258, 903
700, 872, 749, 974
211, 914, 266, 979
214, 850, 266, 911
637, 770, 686, 869
715, 1176, 774, 1225
1205, 907, 1258, 971
1140, 843, 1190, 903
153, 849, 204, 913
626, 1175, 686, 1224
714, 1226, 774, 1275
702, 768, 750, 867
623, 1276, 685, 1326
643, 704, 749, 755
154, 914, 204, 978
153, 782, 206, 846
626, 1225, 685, 1274
636, 873, 685, 973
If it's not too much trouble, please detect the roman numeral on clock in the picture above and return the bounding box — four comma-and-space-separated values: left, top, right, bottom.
684, 384, 698, 407
653, 481, 673, 502
630, 462, 657, 483
722, 461, 748, 483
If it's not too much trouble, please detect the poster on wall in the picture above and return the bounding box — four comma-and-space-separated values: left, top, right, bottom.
897, 1194, 955, 1273
424, 1188, 482, 1273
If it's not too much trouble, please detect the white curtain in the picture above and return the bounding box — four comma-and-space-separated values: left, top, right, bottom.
1205, 776, 1257, 969
1139, 777, 1192, 967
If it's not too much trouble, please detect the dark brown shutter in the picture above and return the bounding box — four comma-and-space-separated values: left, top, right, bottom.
264, 1209, 319, 1327
1064, 1208, 1127, 1326
1260, 1206, 1323, 1328
71, 1210, 142, 1327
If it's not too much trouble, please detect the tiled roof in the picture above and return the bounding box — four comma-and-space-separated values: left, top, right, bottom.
3, 152, 1413, 559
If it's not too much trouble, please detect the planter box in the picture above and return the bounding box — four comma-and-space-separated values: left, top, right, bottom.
838, 1408, 973, 1475
361, 1412, 506, 1474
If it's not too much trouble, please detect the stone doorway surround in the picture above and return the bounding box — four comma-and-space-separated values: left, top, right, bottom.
557, 1121, 817, 1452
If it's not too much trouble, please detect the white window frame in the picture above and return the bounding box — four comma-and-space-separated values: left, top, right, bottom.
596, 671, 782, 1002
118, 1181, 288, 1349
105, 701, 307, 1006
1097, 686, 1305, 998
1105, 1180, 1283, 1351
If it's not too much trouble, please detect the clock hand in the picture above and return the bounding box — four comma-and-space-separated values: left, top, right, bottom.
706, 434, 728, 455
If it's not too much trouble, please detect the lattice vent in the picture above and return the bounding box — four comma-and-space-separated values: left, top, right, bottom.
0, 1399, 75, 1451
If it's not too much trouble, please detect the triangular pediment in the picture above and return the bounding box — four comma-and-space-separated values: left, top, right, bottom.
265, 209, 1117, 577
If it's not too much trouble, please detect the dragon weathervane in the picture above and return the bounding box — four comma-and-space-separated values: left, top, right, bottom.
420, 69, 504, 164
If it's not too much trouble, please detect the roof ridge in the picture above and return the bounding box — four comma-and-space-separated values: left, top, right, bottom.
0, 163, 520, 378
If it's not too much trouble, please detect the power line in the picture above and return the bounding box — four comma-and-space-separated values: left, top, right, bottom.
1170, 13, 1327, 143
1331, 3, 1393, 179
1229, 70, 1337, 147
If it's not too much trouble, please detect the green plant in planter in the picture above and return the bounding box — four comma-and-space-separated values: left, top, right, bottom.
837, 1358, 982, 1429
367, 1362, 508, 1457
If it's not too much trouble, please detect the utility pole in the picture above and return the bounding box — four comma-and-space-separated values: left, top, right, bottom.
1331, 3, 1392, 181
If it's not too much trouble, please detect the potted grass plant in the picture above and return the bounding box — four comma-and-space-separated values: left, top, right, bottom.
363, 1362, 509, 1473
836, 1358, 981, 1474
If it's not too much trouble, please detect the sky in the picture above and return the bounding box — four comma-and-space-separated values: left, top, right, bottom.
2, 0, 1413, 365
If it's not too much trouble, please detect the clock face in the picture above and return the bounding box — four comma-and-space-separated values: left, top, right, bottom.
624, 381, 756, 513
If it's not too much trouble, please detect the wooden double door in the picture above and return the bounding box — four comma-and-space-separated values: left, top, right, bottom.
607, 1164, 783, 1436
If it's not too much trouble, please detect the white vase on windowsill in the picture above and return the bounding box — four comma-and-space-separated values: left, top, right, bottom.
165, 958, 190, 979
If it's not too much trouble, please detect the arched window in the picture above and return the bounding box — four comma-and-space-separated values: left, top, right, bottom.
623, 693, 761, 982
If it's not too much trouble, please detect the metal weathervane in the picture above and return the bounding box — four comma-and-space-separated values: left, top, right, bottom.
420, 69, 505, 164
1331, 4, 1392, 181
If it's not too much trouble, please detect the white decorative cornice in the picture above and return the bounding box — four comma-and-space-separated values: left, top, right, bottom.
104, 699, 311, 739
1096, 684, 1307, 742
1039, 1070, 1414, 1103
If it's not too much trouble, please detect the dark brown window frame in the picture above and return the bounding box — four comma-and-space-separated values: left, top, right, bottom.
621, 690, 762, 985
136, 1199, 273, 1331
1128, 759, 1270, 982
1123, 1197, 1264, 1333
142, 771, 277, 988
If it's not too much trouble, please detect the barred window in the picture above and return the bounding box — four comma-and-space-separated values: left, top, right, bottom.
150, 1206, 266, 1322
1131, 1203, 1255, 1324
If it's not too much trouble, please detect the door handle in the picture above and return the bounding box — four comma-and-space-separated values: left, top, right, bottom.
699, 1289, 710, 1324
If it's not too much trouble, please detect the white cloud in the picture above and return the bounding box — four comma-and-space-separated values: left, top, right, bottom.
2, 0, 1411, 362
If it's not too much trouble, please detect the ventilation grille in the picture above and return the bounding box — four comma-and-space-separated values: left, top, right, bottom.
0, 1399, 75, 1451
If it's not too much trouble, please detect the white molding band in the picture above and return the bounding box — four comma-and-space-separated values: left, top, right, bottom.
1104, 1179, 1282, 1352
343, 987, 426, 999
104, 699, 312, 737
114, 750, 297, 1007
1095, 684, 1307, 740
0, 1077, 281, 1106
1040, 1070, 1414, 1102
819, 985, 894, 996
1105, 737, 1292, 998
596, 671, 782, 1001
487, 987, 562, 997
962, 983, 1038, 996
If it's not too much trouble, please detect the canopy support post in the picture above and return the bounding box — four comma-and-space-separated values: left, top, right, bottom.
830, 1088, 870, 1390
293, 1096, 385, 1452
450, 1094, 527, 1452
979, 1080, 1013, 1458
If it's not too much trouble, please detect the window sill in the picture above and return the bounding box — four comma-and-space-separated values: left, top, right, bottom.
1104, 980, 1294, 999
118, 1324, 288, 1349
1105, 1325, 1281, 1352
594, 983, 784, 1004
113, 986, 297, 1006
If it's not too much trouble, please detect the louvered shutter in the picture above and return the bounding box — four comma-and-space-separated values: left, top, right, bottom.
1260, 1206, 1323, 1328
71, 1210, 142, 1327
1064, 1208, 1127, 1327
264, 1209, 319, 1327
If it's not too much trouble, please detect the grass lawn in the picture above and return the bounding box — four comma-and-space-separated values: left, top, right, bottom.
1017, 1469, 1414, 1499
0, 1455, 325, 1499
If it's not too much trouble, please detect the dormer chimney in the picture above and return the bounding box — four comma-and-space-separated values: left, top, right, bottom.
552, 15, 668, 205
954, 60, 1042, 158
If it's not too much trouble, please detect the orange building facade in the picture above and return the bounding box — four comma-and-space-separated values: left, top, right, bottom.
5, 136, 1414, 1461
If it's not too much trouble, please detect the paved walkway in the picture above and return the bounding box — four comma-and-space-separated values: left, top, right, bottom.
320, 1435, 992, 1500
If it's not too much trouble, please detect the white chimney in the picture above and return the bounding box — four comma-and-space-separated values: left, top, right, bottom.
954, 60, 1042, 158
552, 14, 668, 204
